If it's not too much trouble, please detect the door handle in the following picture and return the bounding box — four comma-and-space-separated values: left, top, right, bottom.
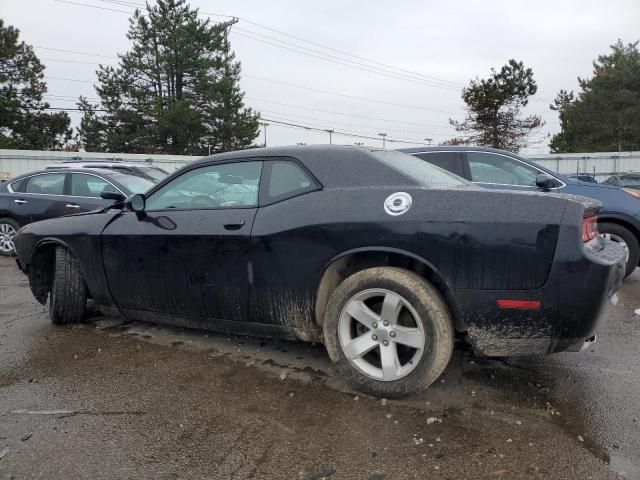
223, 221, 245, 230
66, 204, 81, 209
14, 199, 27, 205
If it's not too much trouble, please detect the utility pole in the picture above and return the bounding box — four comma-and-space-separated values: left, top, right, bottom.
325, 129, 334, 144
260, 122, 269, 147
424, 138, 432, 146
378, 133, 387, 149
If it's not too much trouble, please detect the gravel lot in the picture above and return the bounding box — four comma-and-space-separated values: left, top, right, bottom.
0, 256, 638, 479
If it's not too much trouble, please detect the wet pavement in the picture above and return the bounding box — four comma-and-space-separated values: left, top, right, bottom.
0, 256, 638, 479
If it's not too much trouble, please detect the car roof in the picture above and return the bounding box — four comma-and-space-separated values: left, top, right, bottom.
46, 161, 154, 168
192, 144, 414, 188
12, 167, 123, 179
397, 145, 520, 155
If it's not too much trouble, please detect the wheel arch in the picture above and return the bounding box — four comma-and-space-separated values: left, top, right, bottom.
314, 247, 464, 332
27, 238, 83, 304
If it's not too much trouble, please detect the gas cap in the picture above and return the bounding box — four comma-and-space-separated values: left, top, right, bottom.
384, 192, 412, 216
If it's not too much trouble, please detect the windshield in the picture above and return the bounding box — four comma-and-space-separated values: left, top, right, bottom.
110, 173, 156, 194
371, 150, 470, 186
138, 166, 169, 182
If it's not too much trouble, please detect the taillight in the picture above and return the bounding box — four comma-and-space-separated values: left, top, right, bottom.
582, 215, 598, 242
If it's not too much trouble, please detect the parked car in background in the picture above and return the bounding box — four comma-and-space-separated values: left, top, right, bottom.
13, 145, 625, 397
0, 168, 156, 255
45, 161, 169, 182
603, 173, 640, 190
567, 173, 599, 183
400, 146, 640, 277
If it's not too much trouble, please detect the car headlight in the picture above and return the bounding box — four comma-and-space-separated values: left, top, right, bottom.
622, 188, 640, 199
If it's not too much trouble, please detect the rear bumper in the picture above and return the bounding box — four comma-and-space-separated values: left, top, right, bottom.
457, 238, 626, 357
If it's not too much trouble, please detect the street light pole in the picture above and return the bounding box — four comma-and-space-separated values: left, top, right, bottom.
325, 129, 334, 144
260, 122, 269, 147
378, 133, 387, 149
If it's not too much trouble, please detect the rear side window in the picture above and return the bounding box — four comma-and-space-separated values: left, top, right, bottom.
71, 173, 117, 198
9, 178, 26, 192
412, 152, 463, 177
262, 160, 319, 203
371, 150, 468, 186
24, 173, 66, 195
467, 152, 539, 186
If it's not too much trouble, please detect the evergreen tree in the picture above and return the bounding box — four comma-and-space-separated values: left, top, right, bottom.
550, 40, 640, 153
450, 59, 543, 153
0, 19, 72, 149
78, 0, 260, 154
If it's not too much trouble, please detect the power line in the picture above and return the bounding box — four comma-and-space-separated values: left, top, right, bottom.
53, 0, 131, 14
55, 0, 553, 104
34, 45, 118, 59
42, 106, 432, 146
62, 0, 466, 90
99, 0, 465, 88
243, 74, 457, 115
231, 27, 461, 91
259, 108, 450, 137
246, 97, 450, 128
43, 67, 460, 115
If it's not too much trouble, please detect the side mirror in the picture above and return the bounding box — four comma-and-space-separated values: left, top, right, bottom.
125, 193, 146, 214
100, 191, 125, 203
536, 173, 558, 191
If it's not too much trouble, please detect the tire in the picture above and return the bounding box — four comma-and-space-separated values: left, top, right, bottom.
50, 247, 87, 325
0, 217, 19, 256
323, 267, 454, 398
599, 222, 639, 278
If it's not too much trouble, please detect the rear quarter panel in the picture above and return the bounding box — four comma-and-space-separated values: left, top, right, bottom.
250, 186, 568, 331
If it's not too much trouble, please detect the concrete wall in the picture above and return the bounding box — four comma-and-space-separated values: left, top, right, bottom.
2, 148, 640, 181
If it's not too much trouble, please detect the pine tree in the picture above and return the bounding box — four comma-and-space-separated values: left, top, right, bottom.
549, 40, 640, 153
450, 60, 543, 153
0, 19, 72, 149
78, 0, 260, 154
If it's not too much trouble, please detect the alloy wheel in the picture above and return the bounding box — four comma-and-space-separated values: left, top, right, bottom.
601, 232, 630, 263
338, 288, 426, 382
0, 223, 16, 254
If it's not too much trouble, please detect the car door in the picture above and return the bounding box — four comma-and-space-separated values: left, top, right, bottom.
12, 172, 70, 223
68, 172, 120, 213
249, 159, 322, 327
410, 151, 466, 178
462, 151, 555, 191
101, 160, 262, 323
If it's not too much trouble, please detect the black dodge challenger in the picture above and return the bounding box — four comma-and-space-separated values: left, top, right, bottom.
13, 146, 626, 397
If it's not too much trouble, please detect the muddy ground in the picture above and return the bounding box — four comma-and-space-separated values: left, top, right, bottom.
0, 256, 638, 479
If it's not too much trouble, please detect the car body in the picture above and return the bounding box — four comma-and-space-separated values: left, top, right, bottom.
0, 168, 156, 255
45, 161, 169, 182
13, 145, 625, 397
399, 146, 640, 276
603, 174, 640, 189
567, 173, 599, 183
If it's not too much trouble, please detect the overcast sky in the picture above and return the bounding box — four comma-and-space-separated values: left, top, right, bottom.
3, 0, 639, 153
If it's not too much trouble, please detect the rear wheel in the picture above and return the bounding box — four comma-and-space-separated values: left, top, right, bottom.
50, 247, 87, 325
599, 222, 639, 277
0, 218, 19, 256
323, 267, 454, 398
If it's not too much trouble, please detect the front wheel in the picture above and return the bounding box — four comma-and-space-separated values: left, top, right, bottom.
323, 267, 454, 398
599, 222, 639, 278
50, 247, 87, 324
0, 217, 19, 256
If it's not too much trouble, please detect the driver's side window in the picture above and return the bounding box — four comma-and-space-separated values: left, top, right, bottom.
145, 161, 262, 211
